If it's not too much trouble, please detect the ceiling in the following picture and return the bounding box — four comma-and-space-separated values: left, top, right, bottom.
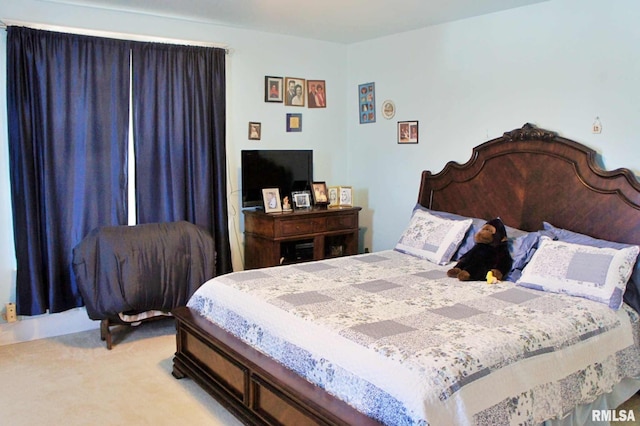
46, 0, 548, 44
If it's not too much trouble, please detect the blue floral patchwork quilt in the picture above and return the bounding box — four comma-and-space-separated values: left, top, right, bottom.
188, 250, 640, 425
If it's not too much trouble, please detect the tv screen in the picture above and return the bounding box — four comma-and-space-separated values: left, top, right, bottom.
241, 150, 313, 208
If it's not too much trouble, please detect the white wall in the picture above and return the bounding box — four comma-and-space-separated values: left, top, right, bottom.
347, 0, 640, 253
0, 0, 348, 344
2, 0, 640, 344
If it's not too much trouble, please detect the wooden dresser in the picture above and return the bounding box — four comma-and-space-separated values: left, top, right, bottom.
243, 206, 361, 269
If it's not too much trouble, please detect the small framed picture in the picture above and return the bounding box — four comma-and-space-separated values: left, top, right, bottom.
286, 113, 302, 132
291, 190, 312, 209
307, 80, 326, 108
248, 122, 261, 140
284, 77, 306, 107
338, 186, 353, 207
312, 182, 328, 205
328, 186, 339, 208
265, 76, 283, 103
381, 100, 395, 119
398, 121, 419, 144
262, 188, 282, 213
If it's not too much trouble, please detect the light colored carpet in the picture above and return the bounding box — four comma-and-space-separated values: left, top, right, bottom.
0, 319, 242, 426
0, 318, 638, 425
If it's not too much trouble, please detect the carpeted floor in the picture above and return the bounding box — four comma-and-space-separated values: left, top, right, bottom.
0, 319, 638, 425
0, 319, 242, 426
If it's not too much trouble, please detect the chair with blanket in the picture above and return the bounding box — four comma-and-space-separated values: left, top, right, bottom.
72, 221, 216, 349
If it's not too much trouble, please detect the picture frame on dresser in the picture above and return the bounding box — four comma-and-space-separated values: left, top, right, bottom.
312, 182, 328, 205
338, 186, 353, 207
328, 186, 339, 208
292, 190, 311, 209
262, 188, 282, 213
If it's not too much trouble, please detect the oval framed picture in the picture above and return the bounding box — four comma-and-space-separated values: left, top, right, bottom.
381, 100, 396, 119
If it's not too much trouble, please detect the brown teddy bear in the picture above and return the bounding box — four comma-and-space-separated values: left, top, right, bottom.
447, 218, 513, 281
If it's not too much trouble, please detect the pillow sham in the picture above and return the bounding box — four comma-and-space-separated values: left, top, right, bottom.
543, 221, 640, 313
411, 204, 484, 260
516, 236, 640, 309
395, 209, 472, 265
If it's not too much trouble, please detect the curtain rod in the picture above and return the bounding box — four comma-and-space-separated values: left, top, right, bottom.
0, 19, 231, 53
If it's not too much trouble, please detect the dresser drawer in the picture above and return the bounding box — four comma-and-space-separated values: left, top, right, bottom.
326, 214, 357, 231
280, 218, 325, 236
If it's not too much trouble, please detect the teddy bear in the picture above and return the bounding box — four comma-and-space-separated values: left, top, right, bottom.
447, 218, 513, 282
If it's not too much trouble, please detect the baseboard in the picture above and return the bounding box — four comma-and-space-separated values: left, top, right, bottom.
0, 307, 99, 346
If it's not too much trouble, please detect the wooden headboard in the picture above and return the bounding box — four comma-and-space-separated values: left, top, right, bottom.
418, 123, 640, 246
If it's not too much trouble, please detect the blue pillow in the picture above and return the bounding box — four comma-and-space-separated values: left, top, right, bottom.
504, 231, 547, 282
543, 222, 640, 313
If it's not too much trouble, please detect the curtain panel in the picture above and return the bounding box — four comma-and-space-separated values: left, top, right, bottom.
7, 27, 232, 315
6, 27, 131, 315
132, 43, 232, 275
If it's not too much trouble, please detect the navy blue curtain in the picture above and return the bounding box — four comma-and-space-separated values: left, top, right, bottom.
132, 43, 232, 275
6, 27, 131, 315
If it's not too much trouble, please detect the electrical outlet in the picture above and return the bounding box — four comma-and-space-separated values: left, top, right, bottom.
5, 303, 17, 323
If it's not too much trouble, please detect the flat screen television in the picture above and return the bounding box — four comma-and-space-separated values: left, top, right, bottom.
241, 149, 313, 208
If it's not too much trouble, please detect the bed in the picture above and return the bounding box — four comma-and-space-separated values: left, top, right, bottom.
172, 123, 640, 425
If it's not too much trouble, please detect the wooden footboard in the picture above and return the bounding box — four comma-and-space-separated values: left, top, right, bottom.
172, 306, 381, 426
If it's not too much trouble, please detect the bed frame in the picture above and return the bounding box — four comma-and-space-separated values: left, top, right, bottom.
172, 123, 640, 425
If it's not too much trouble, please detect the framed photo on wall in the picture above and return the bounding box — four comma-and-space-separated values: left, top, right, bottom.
248, 122, 261, 140
262, 188, 282, 213
398, 120, 419, 144
264, 76, 283, 103
307, 80, 326, 108
286, 113, 302, 132
284, 77, 306, 106
358, 82, 376, 124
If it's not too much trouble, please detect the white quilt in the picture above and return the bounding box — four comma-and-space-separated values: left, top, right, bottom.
187, 250, 640, 425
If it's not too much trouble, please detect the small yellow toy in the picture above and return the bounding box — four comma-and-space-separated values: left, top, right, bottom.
486, 270, 499, 284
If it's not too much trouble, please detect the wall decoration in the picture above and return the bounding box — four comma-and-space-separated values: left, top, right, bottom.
286, 113, 302, 132
398, 120, 419, 144
307, 80, 326, 108
358, 82, 376, 124
248, 122, 261, 140
284, 77, 306, 106
381, 100, 396, 119
265, 76, 283, 103
262, 188, 282, 213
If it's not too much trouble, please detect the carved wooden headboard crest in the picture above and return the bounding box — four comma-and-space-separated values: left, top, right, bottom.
418, 123, 640, 245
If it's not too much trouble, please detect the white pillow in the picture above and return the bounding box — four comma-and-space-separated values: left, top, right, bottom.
394, 209, 472, 265
516, 236, 640, 309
